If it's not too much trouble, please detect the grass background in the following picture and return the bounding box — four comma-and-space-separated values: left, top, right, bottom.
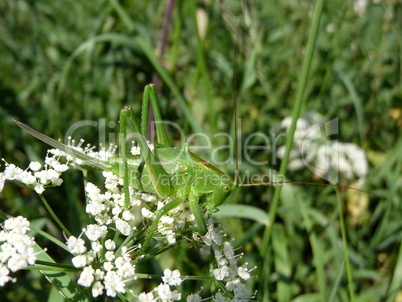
0, 0, 401, 301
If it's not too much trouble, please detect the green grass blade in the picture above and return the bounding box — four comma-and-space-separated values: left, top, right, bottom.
272, 224, 291, 302
327, 260, 345, 302
385, 243, 402, 302
336, 188, 355, 302
294, 187, 327, 300
213, 204, 269, 226
334, 67, 365, 144
258, 0, 324, 300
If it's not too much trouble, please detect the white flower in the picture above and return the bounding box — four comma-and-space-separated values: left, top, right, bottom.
141, 207, 155, 219
35, 169, 62, 185
226, 279, 250, 299
85, 182, 101, 199
18, 171, 36, 185
85, 225, 107, 241
166, 230, 176, 245
86, 202, 105, 217
160, 216, 174, 225
3, 216, 30, 234
157, 283, 181, 301
92, 281, 104, 297
0, 216, 37, 280
214, 250, 227, 266
0, 173, 4, 192
103, 171, 122, 192
34, 184, 45, 194
142, 193, 157, 202
85, 250, 96, 264
139, 292, 157, 302
202, 222, 222, 246
91, 241, 102, 253
115, 218, 132, 236
162, 269, 182, 286
287, 158, 305, 171
104, 271, 125, 297
186, 293, 202, 302
223, 242, 234, 260
353, 0, 368, 16
45, 157, 68, 172
103, 261, 113, 272
94, 268, 105, 280
213, 292, 229, 302
29, 161, 42, 171
212, 266, 229, 281
116, 261, 135, 278
122, 210, 133, 221
7, 253, 28, 272
78, 266, 95, 287
238, 265, 251, 280
105, 251, 115, 262
120, 246, 132, 262
0, 264, 15, 286
72, 255, 87, 268
66, 236, 87, 254
131, 145, 141, 156
4, 164, 23, 180
105, 239, 116, 251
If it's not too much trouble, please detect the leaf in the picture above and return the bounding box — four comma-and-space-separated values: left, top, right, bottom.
214, 204, 269, 226
33, 244, 89, 302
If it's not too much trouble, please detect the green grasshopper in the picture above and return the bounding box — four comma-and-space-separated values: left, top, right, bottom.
13, 84, 237, 254
14, 83, 378, 254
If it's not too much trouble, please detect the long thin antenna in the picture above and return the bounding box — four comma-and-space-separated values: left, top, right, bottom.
233, 3, 244, 187
233, 41, 239, 186
240, 181, 386, 201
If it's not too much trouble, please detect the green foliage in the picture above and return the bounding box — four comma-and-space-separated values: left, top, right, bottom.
1, 0, 401, 301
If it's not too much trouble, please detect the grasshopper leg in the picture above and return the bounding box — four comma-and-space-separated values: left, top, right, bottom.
188, 191, 208, 236
123, 107, 173, 199
140, 195, 186, 253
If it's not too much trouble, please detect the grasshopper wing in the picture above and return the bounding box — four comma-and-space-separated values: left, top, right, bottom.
13, 120, 112, 171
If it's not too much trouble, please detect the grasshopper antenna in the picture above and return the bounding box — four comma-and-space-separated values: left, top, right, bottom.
233, 3, 244, 187
240, 181, 387, 201
233, 41, 240, 186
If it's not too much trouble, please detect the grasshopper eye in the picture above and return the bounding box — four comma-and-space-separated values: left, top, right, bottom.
224, 185, 230, 191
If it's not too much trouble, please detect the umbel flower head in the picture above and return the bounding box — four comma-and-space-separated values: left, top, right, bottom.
0, 216, 38, 286
1, 152, 68, 194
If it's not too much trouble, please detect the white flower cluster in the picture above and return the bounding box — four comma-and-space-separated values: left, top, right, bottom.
277, 115, 368, 184
67, 232, 136, 298
66, 170, 140, 298
85, 171, 139, 235
0, 216, 37, 286
0, 153, 68, 194
58, 137, 118, 166
136, 221, 255, 302
138, 269, 182, 302
141, 198, 196, 246
203, 220, 255, 301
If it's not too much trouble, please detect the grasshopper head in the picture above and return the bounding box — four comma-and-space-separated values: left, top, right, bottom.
205, 176, 236, 212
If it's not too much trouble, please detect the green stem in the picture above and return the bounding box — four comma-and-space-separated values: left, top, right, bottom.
38, 194, 72, 237
257, 0, 324, 299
